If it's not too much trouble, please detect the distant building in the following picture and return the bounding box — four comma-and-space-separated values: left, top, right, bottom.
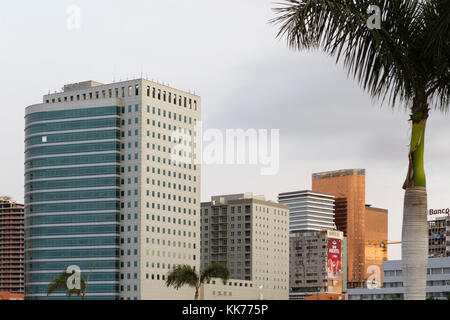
278, 190, 335, 232
347, 257, 450, 300
289, 229, 345, 300
0, 197, 24, 294
200, 193, 290, 300
311, 169, 388, 289
428, 216, 450, 258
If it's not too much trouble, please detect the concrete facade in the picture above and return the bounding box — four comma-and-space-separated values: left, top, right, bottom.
202, 278, 263, 300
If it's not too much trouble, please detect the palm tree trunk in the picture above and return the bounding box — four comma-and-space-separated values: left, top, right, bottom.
402, 187, 428, 300
194, 284, 200, 300
402, 97, 429, 300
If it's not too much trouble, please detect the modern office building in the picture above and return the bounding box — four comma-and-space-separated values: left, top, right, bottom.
428, 216, 449, 258
347, 257, 450, 300
0, 197, 25, 293
289, 229, 345, 300
312, 169, 388, 289
278, 190, 335, 232
200, 193, 290, 299
25, 79, 201, 300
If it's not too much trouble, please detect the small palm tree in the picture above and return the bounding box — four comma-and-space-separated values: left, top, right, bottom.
272, 0, 449, 300
166, 263, 230, 300
47, 270, 87, 300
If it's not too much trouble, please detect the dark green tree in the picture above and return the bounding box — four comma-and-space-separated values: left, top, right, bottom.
166, 263, 230, 300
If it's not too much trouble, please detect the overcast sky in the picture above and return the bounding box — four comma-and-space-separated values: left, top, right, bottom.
0, 0, 448, 260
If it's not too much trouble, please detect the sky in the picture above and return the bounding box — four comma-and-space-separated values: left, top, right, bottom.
0, 0, 449, 260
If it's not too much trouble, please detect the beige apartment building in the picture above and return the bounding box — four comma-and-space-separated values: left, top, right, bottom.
200, 193, 290, 300
25, 79, 201, 300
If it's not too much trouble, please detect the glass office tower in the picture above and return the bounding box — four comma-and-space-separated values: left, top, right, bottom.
25, 100, 121, 299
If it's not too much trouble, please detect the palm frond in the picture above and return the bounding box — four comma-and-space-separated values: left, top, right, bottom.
200, 262, 230, 285
47, 271, 69, 296
165, 265, 199, 290
271, 0, 449, 111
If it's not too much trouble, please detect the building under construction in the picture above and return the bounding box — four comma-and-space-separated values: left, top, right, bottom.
0, 197, 25, 293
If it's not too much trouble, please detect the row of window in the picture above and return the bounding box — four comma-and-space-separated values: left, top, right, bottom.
45, 84, 198, 111
25, 153, 120, 170
26, 106, 119, 125
25, 117, 120, 136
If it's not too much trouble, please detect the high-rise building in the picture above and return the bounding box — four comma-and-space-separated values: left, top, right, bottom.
200, 193, 290, 299
25, 79, 201, 300
289, 229, 344, 300
428, 216, 449, 258
0, 197, 25, 294
311, 169, 388, 289
278, 190, 335, 232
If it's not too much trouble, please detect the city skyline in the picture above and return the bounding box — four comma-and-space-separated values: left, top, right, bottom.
1, 0, 450, 266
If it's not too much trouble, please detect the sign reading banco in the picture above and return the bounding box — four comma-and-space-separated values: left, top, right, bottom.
429, 208, 450, 216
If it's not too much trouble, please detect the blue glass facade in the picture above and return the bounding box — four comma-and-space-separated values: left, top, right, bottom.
25, 106, 121, 300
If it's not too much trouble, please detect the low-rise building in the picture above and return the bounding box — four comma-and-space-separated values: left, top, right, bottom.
347, 257, 450, 300
202, 278, 263, 300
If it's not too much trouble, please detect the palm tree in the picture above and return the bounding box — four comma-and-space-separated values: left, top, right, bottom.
47, 270, 87, 300
271, 0, 449, 300
166, 263, 230, 300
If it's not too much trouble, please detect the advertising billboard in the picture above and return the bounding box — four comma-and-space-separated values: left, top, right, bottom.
327, 238, 343, 293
